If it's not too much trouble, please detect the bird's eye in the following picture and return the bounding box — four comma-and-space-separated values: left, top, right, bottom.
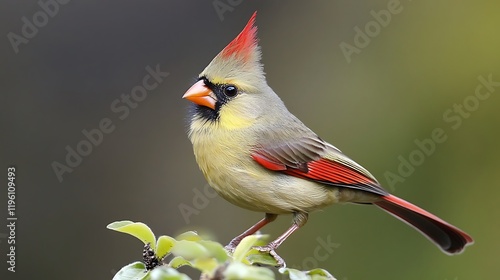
224, 85, 238, 97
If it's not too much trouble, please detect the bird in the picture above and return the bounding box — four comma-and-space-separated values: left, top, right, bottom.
182, 12, 473, 267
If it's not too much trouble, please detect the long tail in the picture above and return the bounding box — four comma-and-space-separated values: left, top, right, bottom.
374, 194, 473, 254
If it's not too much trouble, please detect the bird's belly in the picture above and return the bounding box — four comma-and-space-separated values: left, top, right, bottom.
190, 131, 343, 214
204, 163, 342, 214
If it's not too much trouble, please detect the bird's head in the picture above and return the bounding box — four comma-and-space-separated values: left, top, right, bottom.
183, 12, 283, 130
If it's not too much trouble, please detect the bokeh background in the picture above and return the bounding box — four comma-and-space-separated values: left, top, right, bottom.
1, 1, 499, 279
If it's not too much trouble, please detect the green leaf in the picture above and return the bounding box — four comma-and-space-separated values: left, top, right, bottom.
171, 240, 210, 260
175, 231, 201, 241
107, 221, 156, 249
224, 262, 274, 280
279, 268, 337, 280
246, 251, 278, 267
112, 262, 150, 280
156, 235, 176, 259
192, 257, 219, 274
232, 235, 268, 263
198, 240, 228, 263
279, 268, 310, 280
168, 256, 192, 269
149, 266, 191, 280
307, 268, 336, 280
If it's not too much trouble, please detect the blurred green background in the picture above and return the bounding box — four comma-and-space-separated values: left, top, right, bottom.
1, 1, 499, 279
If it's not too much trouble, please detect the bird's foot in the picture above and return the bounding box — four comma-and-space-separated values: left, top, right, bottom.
253, 245, 286, 268
224, 239, 241, 255
224, 243, 237, 255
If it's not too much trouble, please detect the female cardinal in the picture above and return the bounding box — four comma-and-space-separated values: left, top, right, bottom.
182, 12, 473, 266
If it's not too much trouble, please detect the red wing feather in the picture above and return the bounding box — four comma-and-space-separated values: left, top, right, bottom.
283, 158, 387, 195
251, 140, 387, 196
251, 152, 286, 171
288, 158, 377, 185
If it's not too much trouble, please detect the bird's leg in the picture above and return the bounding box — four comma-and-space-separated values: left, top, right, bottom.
254, 212, 308, 267
225, 213, 277, 253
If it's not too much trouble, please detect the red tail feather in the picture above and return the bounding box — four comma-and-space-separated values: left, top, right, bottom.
374, 195, 473, 254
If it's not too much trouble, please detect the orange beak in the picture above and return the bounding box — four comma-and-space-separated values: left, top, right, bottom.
182, 80, 216, 110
